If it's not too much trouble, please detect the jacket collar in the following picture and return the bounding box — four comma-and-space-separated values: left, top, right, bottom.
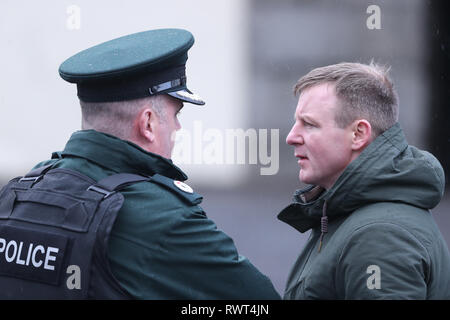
61, 130, 187, 181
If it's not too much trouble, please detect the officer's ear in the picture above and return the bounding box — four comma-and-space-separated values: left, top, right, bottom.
351, 119, 372, 151
137, 108, 157, 143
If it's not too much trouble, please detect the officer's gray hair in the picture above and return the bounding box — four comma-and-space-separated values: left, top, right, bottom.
80, 95, 166, 140
294, 61, 399, 137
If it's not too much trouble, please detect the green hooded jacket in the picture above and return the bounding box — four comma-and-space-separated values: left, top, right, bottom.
278, 123, 450, 299
35, 130, 280, 299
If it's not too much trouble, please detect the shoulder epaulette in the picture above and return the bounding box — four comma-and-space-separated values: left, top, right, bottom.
150, 174, 203, 205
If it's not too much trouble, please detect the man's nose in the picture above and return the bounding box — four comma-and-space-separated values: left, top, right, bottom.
286, 124, 303, 145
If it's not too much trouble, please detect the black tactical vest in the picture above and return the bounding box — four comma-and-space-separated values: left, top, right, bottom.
0, 164, 151, 299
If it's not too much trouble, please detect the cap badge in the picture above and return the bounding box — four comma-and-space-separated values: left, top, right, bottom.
173, 180, 194, 193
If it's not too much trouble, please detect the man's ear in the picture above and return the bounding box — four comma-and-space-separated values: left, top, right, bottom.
137, 108, 156, 143
351, 119, 372, 151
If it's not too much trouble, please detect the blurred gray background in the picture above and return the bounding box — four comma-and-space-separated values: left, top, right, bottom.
1, 0, 449, 296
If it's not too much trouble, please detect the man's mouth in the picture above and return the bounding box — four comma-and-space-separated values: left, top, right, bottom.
296, 154, 308, 164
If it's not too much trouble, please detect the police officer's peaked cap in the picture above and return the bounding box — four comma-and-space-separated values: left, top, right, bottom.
59, 28, 205, 105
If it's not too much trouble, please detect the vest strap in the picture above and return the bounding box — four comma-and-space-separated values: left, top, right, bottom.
18, 164, 56, 187
87, 173, 151, 199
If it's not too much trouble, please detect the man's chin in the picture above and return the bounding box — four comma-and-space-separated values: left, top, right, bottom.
299, 172, 308, 184
299, 171, 313, 185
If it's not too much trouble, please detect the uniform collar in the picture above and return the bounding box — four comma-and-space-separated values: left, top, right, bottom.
61, 130, 187, 181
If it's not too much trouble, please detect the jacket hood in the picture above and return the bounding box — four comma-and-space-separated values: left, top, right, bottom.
278, 123, 446, 233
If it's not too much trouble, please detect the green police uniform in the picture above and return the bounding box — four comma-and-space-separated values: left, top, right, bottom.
35, 130, 279, 299
31, 28, 279, 299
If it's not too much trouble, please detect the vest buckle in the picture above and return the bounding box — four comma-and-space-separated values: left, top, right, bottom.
86, 185, 115, 199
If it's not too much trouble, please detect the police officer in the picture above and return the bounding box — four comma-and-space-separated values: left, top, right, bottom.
0, 29, 280, 299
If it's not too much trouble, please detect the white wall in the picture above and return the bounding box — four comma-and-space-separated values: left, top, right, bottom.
0, 0, 250, 185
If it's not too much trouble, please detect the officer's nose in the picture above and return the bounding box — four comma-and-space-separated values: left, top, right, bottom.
175, 117, 181, 131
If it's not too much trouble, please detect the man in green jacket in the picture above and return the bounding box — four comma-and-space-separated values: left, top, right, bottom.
279, 62, 450, 299
1, 29, 280, 299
